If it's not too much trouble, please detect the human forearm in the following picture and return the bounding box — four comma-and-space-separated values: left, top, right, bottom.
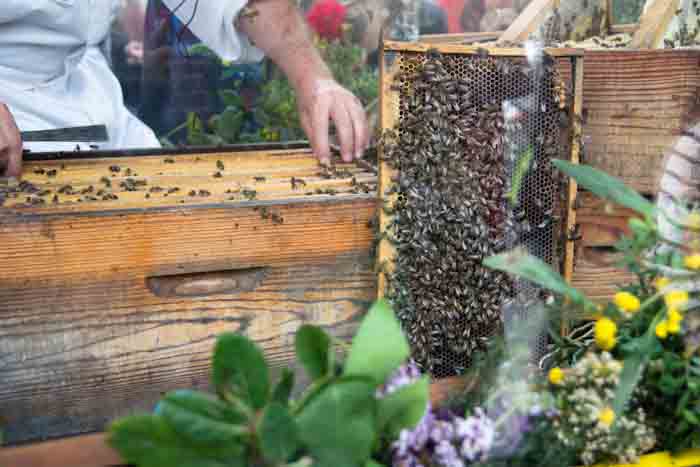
237, 0, 332, 92
236, 0, 369, 163
0, 103, 22, 177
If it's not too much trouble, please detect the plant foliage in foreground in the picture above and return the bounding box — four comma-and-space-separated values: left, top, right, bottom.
482, 159, 700, 463
108, 301, 428, 467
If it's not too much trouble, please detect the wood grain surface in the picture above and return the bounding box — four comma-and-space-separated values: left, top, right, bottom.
0, 149, 378, 444
581, 49, 700, 194
498, 0, 559, 43
571, 192, 641, 303
630, 0, 679, 49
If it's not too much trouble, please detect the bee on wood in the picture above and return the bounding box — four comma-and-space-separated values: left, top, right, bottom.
253, 176, 266, 182
567, 224, 582, 241
242, 188, 257, 200
290, 177, 306, 190
216, 160, 225, 171
33, 168, 46, 175
109, 165, 121, 173
100, 176, 112, 187
198, 189, 211, 197
163, 158, 175, 164
46, 169, 57, 178
214, 172, 223, 178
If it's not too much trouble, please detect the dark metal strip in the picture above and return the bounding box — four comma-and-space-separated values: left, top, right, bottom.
22, 141, 311, 162
21, 125, 109, 143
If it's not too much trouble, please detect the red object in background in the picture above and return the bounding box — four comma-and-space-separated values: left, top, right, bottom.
306, 0, 348, 41
439, 0, 467, 33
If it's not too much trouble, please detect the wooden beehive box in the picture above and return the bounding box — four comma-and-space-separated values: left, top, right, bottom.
0, 144, 378, 445
581, 49, 700, 194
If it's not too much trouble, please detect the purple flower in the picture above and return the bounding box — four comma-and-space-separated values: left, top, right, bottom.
393, 452, 425, 467
392, 409, 435, 456
529, 404, 543, 417
455, 409, 495, 462
380, 360, 423, 397
430, 420, 456, 444
434, 440, 465, 467
393, 429, 414, 458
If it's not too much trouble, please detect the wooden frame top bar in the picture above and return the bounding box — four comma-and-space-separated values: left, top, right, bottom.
382, 41, 584, 57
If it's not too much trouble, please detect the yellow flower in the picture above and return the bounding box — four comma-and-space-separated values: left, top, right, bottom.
686, 212, 700, 230
548, 367, 564, 385
656, 320, 669, 339
614, 292, 640, 313
668, 308, 684, 325
595, 318, 618, 351
654, 277, 671, 291
668, 320, 682, 335
665, 290, 689, 310
684, 254, 700, 270
598, 407, 615, 427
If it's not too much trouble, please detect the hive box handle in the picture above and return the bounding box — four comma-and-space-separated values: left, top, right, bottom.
147, 268, 268, 298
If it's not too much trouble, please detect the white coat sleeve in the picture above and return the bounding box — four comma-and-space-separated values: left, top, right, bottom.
162, 0, 265, 63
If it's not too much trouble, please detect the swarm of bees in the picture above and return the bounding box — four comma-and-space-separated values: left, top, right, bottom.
381, 48, 569, 377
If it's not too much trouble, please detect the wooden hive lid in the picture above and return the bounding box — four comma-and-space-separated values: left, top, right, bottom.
0, 145, 378, 215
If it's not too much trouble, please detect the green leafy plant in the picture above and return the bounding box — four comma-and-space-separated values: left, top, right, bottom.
108, 301, 428, 467
483, 159, 700, 463
180, 38, 378, 145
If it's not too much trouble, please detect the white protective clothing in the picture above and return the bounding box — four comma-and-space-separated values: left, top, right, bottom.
0, 0, 262, 152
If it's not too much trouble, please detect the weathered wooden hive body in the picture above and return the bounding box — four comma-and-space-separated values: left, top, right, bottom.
0, 144, 377, 444
582, 49, 700, 194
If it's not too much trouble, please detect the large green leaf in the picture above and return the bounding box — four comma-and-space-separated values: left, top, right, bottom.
344, 300, 410, 386
484, 249, 594, 308
215, 107, 245, 142
156, 390, 248, 445
212, 333, 270, 410
296, 325, 333, 380
272, 368, 295, 406
296, 378, 377, 467
109, 415, 245, 467
553, 159, 656, 218
258, 402, 300, 463
376, 377, 430, 438
220, 89, 244, 108
508, 147, 534, 205
612, 314, 662, 417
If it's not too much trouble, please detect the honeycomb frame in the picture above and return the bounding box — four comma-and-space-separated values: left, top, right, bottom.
376, 41, 584, 379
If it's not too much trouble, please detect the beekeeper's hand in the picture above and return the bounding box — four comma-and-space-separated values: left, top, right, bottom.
237, 0, 369, 164
0, 103, 22, 177
296, 78, 369, 164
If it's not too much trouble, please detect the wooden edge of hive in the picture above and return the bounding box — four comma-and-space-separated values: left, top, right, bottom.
0, 433, 121, 467
382, 40, 584, 57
